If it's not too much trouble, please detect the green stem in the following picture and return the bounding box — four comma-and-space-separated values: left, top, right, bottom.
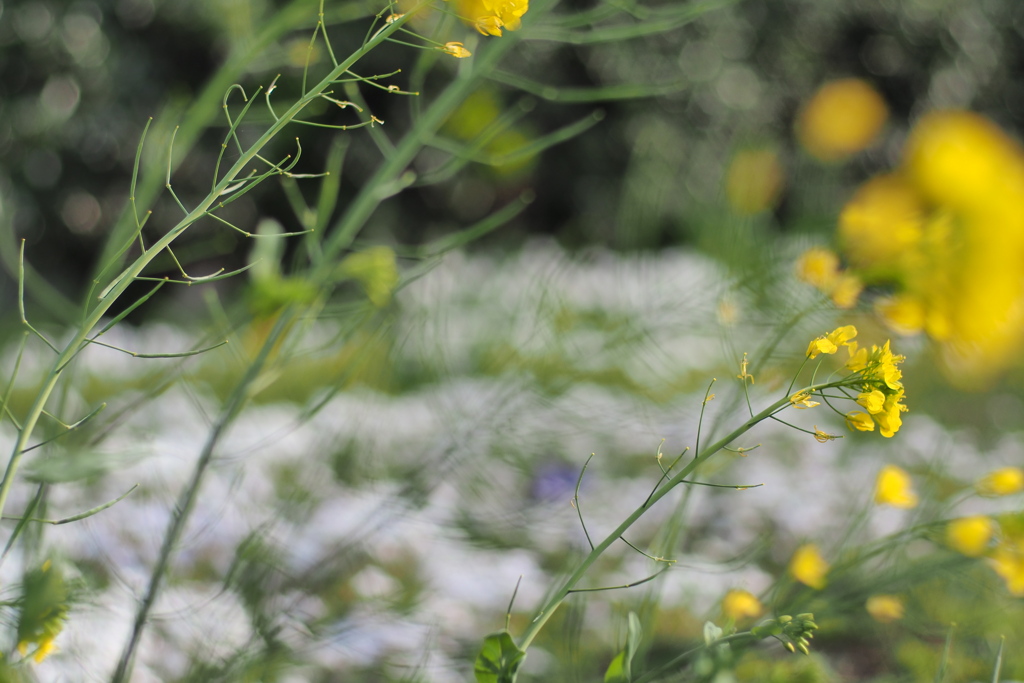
109, 309, 296, 683
632, 631, 757, 683
0, 7, 425, 534
517, 381, 837, 652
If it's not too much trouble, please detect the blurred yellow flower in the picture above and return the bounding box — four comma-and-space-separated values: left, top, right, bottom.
976, 467, 1024, 497
866, 595, 905, 623
795, 247, 840, 290
725, 148, 785, 214
904, 110, 1024, 216
790, 543, 829, 589
838, 174, 924, 274
830, 273, 863, 309
795, 249, 863, 308
874, 464, 918, 508
796, 78, 888, 162
823, 110, 1024, 387
875, 294, 926, 336
946, 515, 994, 557
450, 0, 529, 36
722, 589, 763, 620
990, 541, 1024, 596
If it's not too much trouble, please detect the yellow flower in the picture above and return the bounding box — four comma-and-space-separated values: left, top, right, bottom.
990, 541, 1024, 596
904, 110, 1024, 216
795, 247, 840, 291
875, 294, 927, 336
845, 411, 875, 432
450, 0, 529, 36
838, 174, 924, 273
806, 325, 858, 359
789, 391, 819, 409
830, 273, 863, 309
946, 515, 994, 557
722, 589, 763, 620
976, 467, 1024, 497
857, 389, 886, 415
438, 41, 472, 58
790, 544, 829, 589
725, 148, 785, 214
795, 249, 862, 308
796, 79, 888, 162
874, 464, 918, 508
865, 595, 905, 623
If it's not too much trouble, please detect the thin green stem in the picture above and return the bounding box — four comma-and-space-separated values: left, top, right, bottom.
0, 6, 424, 537
517, 380, 841, 652
110, 309, 295, 683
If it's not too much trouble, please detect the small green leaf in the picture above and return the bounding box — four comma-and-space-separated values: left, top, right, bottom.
604, 611, 643, 682
474, 631, 526, 683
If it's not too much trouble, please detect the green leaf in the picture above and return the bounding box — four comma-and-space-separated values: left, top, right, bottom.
474, 631, 526, 683
604, 611, 643, 682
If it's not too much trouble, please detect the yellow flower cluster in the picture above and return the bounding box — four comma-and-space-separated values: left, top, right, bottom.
449, 0, 529, 36
845, 340, 907, 438
800, 110, 1024, 387
801, 325, 908, 438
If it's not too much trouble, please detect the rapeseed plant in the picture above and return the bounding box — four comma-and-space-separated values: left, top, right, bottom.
799, 109, 1024, 387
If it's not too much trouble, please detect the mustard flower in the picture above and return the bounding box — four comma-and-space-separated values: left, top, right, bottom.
976, 467, 1024, 497
795, 249, 863, 308
450, 0, 529, 36
857, 389, 886, 414
790, 544, 829, 589
806, 324, 858, 359
795, 247, 840, 291
865, 595, 905, 623
845, 411, 875, 432
874, 464, 918, 508
990, 541, 1024, 596
796, 79, 888, 162
830, 272, 864, 309
789, 391, 819, 409
722, 589, 763, 620
438, 41, 472, 58
946, 515, 994, 557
